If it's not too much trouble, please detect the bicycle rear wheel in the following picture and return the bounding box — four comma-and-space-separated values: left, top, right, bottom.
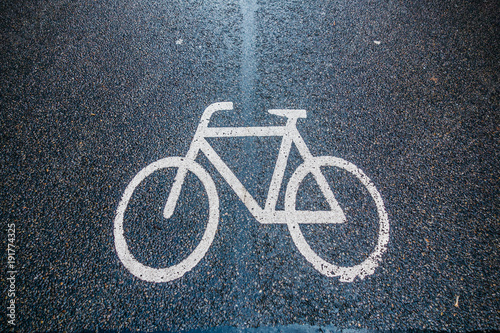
285, 156, 389, 282
114, 157, 219, 282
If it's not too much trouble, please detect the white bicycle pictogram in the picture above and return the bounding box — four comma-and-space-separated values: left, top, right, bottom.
114, 102, 389, 283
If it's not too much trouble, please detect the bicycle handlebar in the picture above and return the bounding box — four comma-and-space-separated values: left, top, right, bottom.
199, 102, 234, 127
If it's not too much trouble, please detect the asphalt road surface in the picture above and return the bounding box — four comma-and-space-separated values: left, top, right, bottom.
1, 0, 499, 331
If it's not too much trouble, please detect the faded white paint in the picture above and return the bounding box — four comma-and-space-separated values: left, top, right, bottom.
285, 157, 389, 282
114, 102, 390, 283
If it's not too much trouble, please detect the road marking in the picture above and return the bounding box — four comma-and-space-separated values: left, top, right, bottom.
115, 103, 389, 283
114, 157, 219, 282
240, 0, 257, 113
285, 157, 389, 282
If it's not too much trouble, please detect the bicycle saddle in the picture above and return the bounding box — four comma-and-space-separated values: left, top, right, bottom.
268, 109, 307, 119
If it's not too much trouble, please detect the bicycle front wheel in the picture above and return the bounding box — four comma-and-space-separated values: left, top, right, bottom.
114, 157, 219, 282
285, 156, 389, 282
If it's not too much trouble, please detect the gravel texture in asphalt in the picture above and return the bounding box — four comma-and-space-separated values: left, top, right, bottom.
1, 0, 498, 331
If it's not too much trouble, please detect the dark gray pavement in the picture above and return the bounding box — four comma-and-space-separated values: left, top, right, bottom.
1, 0, 499, 331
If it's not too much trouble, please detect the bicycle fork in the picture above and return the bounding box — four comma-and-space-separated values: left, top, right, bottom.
163, 145, 200, 219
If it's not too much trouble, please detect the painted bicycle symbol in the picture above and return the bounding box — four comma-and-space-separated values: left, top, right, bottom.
114, 102, 389, 283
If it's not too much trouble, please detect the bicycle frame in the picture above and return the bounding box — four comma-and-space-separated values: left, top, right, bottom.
163, 102, 346, 225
